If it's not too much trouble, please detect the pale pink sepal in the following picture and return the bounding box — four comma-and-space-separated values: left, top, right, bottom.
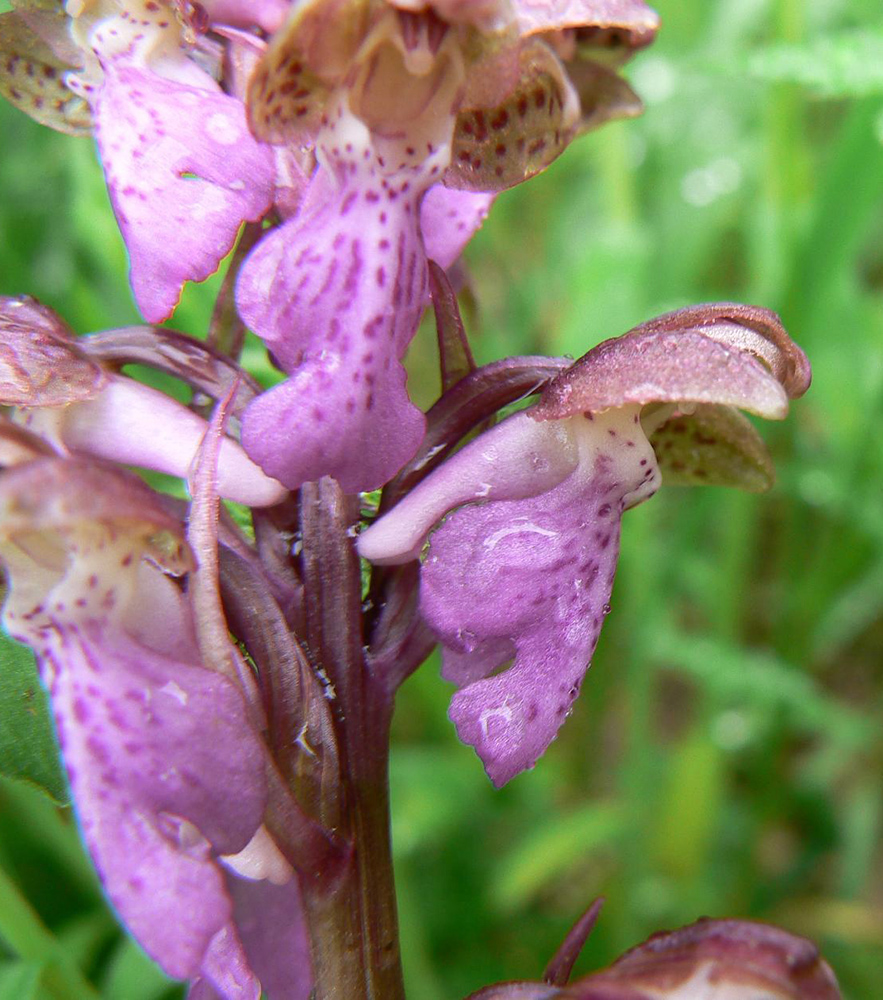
26, 375, 286, 506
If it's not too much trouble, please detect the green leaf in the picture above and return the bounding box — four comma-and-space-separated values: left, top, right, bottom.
0, 961, 41, 1000
654, 629, 873, 751
747, 30, 883, 98
55, 913, 116, 980
491, 802, 624, 911
651, 731, 724, 880
100, 937, 177, 1000
0, 867, 100, 1000
0, 633, 67, 804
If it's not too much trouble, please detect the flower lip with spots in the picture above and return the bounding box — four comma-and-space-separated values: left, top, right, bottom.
358, 304, 810, 785
0, 455, 311, 1000
1, 0, 660, 493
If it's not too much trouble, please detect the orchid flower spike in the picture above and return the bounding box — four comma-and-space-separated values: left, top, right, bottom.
359, 304, 811, 785
0, 455, 311, 999
468, 918, 842, 999
235, 0, 659, 492
0, 296, 286, 507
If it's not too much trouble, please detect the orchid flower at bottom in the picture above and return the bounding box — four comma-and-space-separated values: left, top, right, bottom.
0, 456, 311, 999
359, 304, 811, 786
467, 917, 842, 999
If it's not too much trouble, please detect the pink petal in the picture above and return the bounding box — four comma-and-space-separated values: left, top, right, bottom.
93, 63, 274, 322
203, 0, 291, 33
36, 375, 286, 507
421, 186, 495, 268
424, 409, 658, 785
358, 411, 581, 564
360, 406, 660, 785
188, 875, 312, 1000
43, 626, 266, 987
0, 461, 267, 995
237, 141, 436, 493
226, 875, 313, 999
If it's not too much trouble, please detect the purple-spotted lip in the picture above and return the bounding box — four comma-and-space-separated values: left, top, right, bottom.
532, 303, 811, 423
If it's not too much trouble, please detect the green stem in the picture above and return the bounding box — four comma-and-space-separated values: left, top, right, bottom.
206, 222, 263, 361
0, 866, 101, 1000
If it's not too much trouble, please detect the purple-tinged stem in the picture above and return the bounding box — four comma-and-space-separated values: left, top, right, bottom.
297, 478, 406, 1000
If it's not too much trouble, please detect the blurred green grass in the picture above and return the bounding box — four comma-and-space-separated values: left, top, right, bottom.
2, 0, 883, 997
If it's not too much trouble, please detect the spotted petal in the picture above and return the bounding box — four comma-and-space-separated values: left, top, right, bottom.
237, 115, 439, 493
0, 296, 106, 406
0, 10, 92, 135
360, 407, 660, 785
93, 63, 275, 322
426, 408, 657, 784
47, 628, 264, 991
247, 0, 371, 144
360, 304, 809, 784
0, 460, 268, 996
649, 403, 776, 493
446, 39, 581, 192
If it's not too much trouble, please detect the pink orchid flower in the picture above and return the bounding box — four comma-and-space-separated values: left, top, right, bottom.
359, 305, 811, 785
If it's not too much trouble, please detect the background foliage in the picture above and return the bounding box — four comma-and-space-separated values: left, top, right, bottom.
1, 0, 882, 997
